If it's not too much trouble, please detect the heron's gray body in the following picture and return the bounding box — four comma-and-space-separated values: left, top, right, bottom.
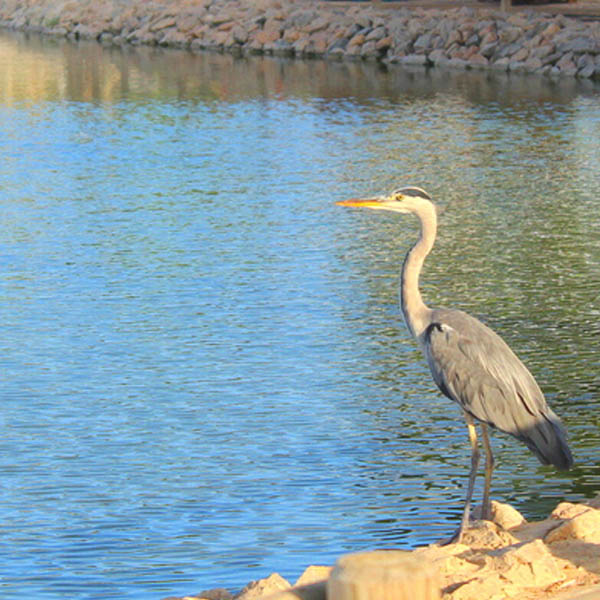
337, 186, 573, 542
421, 307, 572, 471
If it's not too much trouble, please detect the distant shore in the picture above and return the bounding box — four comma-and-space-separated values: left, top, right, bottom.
1, 0, 600, 78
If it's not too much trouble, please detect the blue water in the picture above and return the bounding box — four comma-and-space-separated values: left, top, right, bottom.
1, 31, 600, 599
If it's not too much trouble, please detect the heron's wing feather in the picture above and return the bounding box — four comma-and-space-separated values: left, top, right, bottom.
424, 320, 528, 428
423, 312, 572, 470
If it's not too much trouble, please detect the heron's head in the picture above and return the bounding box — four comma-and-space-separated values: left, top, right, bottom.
336, 186, 432, 214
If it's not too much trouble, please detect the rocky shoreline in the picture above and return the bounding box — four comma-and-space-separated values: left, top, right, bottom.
166, 498, 600, 600
1, 0, 600, 79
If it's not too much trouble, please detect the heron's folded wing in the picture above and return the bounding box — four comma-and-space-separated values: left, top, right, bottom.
423, 321, 523, 431
423, 319, 572, 469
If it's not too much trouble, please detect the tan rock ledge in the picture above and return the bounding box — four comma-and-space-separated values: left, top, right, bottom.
166, 495, 600, 600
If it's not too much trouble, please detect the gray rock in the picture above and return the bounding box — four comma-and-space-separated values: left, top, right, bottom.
287, 35, 304, 54
522, 56, 543, 71
476, 19, 495, 34
407, 18, 424, 38
285, 9, 317, 30
438, 19, 458, 39
531, 44, 554, 59
577, 53, 593, 69
271, 39, 293, 55
569, 36, 600, 54
537, 65, 552, 75
542, 51, 562, 66
508, 60, 526, 72
457, 6, 475, 18
431, 34, 444, 50
398, 53, 429, 65
578, 62, 596, 78
413, 32, 431, 53
360, 40, 379, 59
428, 48, 447, 64
354, 15, 371, 30
232, 26, 248, 44
447, 57, 468, 69
498, 41, 521, 59
499, 26, 521, 44
556, 51, 575, 68
304, 16, 329, 35
480, 41, 498, 58
490, 57, 510, 71
557, 58, 578, 76
465, 33, 479, 47
344, 43, 363, 59
386, 17, 408, 38
327, 37, 347, 53
513, 47, 529, 61
468, 53, 488, 69
394, 34, 414, 55
343, 23, 361, 39
365, 25, 386, 42
327, 47, 345, 61
444, 29, 461, 49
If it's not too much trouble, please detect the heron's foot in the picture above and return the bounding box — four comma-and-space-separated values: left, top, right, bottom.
471, 501, 493, 522
441, 515, 472, 546
482, 502, 492, 521
441, 524, 466, 546
441, 528, 460, 546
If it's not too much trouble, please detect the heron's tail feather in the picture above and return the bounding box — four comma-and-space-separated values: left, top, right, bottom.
520, 411, 573, 471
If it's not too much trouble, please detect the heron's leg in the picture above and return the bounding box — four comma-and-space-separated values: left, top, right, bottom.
481, 423, 494, 521
456, 413, 480, 543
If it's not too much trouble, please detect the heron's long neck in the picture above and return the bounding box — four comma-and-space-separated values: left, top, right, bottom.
401, 204, 436, 339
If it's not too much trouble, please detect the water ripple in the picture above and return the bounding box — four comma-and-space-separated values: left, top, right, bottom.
1, 30, 600, 599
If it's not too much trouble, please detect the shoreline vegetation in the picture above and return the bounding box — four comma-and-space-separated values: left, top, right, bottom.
0, 0, 600, 79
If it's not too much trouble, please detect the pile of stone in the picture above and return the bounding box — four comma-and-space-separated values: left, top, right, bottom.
1, 0, 600, 78
166, 497, 600, 600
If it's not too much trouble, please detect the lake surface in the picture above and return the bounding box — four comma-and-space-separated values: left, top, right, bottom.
1, 30, 600, 599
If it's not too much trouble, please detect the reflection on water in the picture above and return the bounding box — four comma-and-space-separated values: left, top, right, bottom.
1, 30, 600, 599
2, 30, 600, 106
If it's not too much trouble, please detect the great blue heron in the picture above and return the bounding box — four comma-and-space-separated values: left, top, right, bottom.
337, 186, 573, 543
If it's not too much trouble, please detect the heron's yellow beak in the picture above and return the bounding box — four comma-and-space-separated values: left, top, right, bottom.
335, 197, 385, 208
